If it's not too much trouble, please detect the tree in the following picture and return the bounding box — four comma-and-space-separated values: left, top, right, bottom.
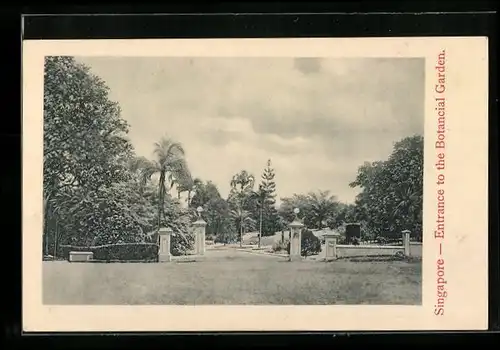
228, 170, 256, 246
278, 191, 339, 230
131, 136, 191, 234
350, 135, 424, 240
230, 204, 256, 247
204, 197, 235, 243
43, 56, 134, 256
255, 159, 280, 248
326, 202, 357, 230
190, 180, 222, 209
307, 190, 339, 229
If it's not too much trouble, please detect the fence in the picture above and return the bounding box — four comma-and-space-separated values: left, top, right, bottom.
324, 229, 416, 261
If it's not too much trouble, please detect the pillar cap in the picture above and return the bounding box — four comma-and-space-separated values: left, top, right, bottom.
158, 227, 173, 234
289, 219, 304, 228
193, 219, 207, 226
402, 230, 411, 234
324, 232, 341, 238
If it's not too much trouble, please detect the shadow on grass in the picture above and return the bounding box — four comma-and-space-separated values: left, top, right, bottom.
337, 255, 422, 263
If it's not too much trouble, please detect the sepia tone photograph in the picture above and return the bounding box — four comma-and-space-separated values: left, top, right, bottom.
42, 55, 424, 305
23, 37, 488, 332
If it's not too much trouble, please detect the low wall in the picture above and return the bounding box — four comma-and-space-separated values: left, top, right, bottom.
410, 242, 422, 257
336, 245, 404, 258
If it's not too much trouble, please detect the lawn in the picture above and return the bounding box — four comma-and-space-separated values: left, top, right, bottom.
43, 248, 422, 305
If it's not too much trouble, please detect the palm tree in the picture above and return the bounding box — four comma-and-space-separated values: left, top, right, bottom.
131, 136, 190, 232
228, 170, 256, 246
229, 170, 255, 194
230, 205, 256, 247
308, 190, 339, 229
248, 185, 266, 248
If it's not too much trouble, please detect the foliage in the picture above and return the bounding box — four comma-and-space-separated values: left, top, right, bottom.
92, 243, 159, 261
43, 57, 196, 258
349, 135, 424, 240
190, 180, 222, 209
43, 56, 133, 197
286, 229, 322, 257
230, 204, 256, 244
279, 190, 340, 230
255, 159, 280, 237
131, 137, 190, 231
272, 239, 289, 253
163, 196, 195, 256
228, 170, 257, 246
60, 243, 159, 261
43, 56, 136, 256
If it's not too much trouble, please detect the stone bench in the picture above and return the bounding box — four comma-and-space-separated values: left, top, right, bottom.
69, 251, 93, 262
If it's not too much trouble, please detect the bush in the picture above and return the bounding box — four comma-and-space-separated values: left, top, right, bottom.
272, 239, 289, 253
92, 243, 159, 261
60, 243, 159, 262
286, 229, 322, 257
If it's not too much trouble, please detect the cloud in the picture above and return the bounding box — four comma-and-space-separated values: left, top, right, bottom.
75, 56, 424, 203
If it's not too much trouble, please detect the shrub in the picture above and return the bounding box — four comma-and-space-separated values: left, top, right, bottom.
60, 243, 159, 261
92, 242, 159, 261
272, 239, 289, 253
286, 229, 322, 257
171, 230, 194, 256
351, 236, 360, 246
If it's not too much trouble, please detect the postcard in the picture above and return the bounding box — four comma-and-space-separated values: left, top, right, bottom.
22, 37, 489, 332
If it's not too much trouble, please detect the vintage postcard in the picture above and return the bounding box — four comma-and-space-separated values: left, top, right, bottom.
22, 37, 488, 332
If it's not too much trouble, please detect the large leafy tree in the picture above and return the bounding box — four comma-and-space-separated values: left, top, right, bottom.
350, 135, 424, 240
190, 180, 222, 209
43, 56, 134, 255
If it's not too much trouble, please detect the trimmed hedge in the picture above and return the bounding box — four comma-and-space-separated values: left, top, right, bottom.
60, 243, 159, 262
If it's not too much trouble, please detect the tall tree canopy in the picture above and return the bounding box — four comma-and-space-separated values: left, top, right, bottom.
43, 56, 137, 253
349, 135, 424, 240
44, 56, 133, 198
256, 159, 280, 237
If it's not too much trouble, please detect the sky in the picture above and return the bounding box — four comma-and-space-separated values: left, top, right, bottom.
76, 56, 424, 204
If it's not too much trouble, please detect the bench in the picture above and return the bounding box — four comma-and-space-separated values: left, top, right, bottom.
69, 251, 93, 262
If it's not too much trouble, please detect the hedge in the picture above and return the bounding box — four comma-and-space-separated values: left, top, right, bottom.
60, 243, 159, 262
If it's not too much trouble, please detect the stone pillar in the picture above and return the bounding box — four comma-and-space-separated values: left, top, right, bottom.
158, 227, 172, 262
288, 219, 304, 262
193, 219, 207, 255
402, 230, 411, 257
324, 233, 340, 261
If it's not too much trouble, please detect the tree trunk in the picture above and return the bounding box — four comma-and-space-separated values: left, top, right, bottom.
53, 219, 58, 259
240, 222, 243, 248
157, 172, 165, 231
258, 207, 262, 248
281, 230, 284, 243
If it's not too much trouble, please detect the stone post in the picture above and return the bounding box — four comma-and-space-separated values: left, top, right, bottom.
288, 208, 304, 261
402, 229, 411, 257
324, 232, 340, 261
158, 227, 172, 262
193, 218, 207, 255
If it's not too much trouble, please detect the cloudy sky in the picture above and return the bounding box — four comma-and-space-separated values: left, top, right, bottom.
76, 56, 424, 204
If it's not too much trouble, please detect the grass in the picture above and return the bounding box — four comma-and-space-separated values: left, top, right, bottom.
43, 248, 421, 305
